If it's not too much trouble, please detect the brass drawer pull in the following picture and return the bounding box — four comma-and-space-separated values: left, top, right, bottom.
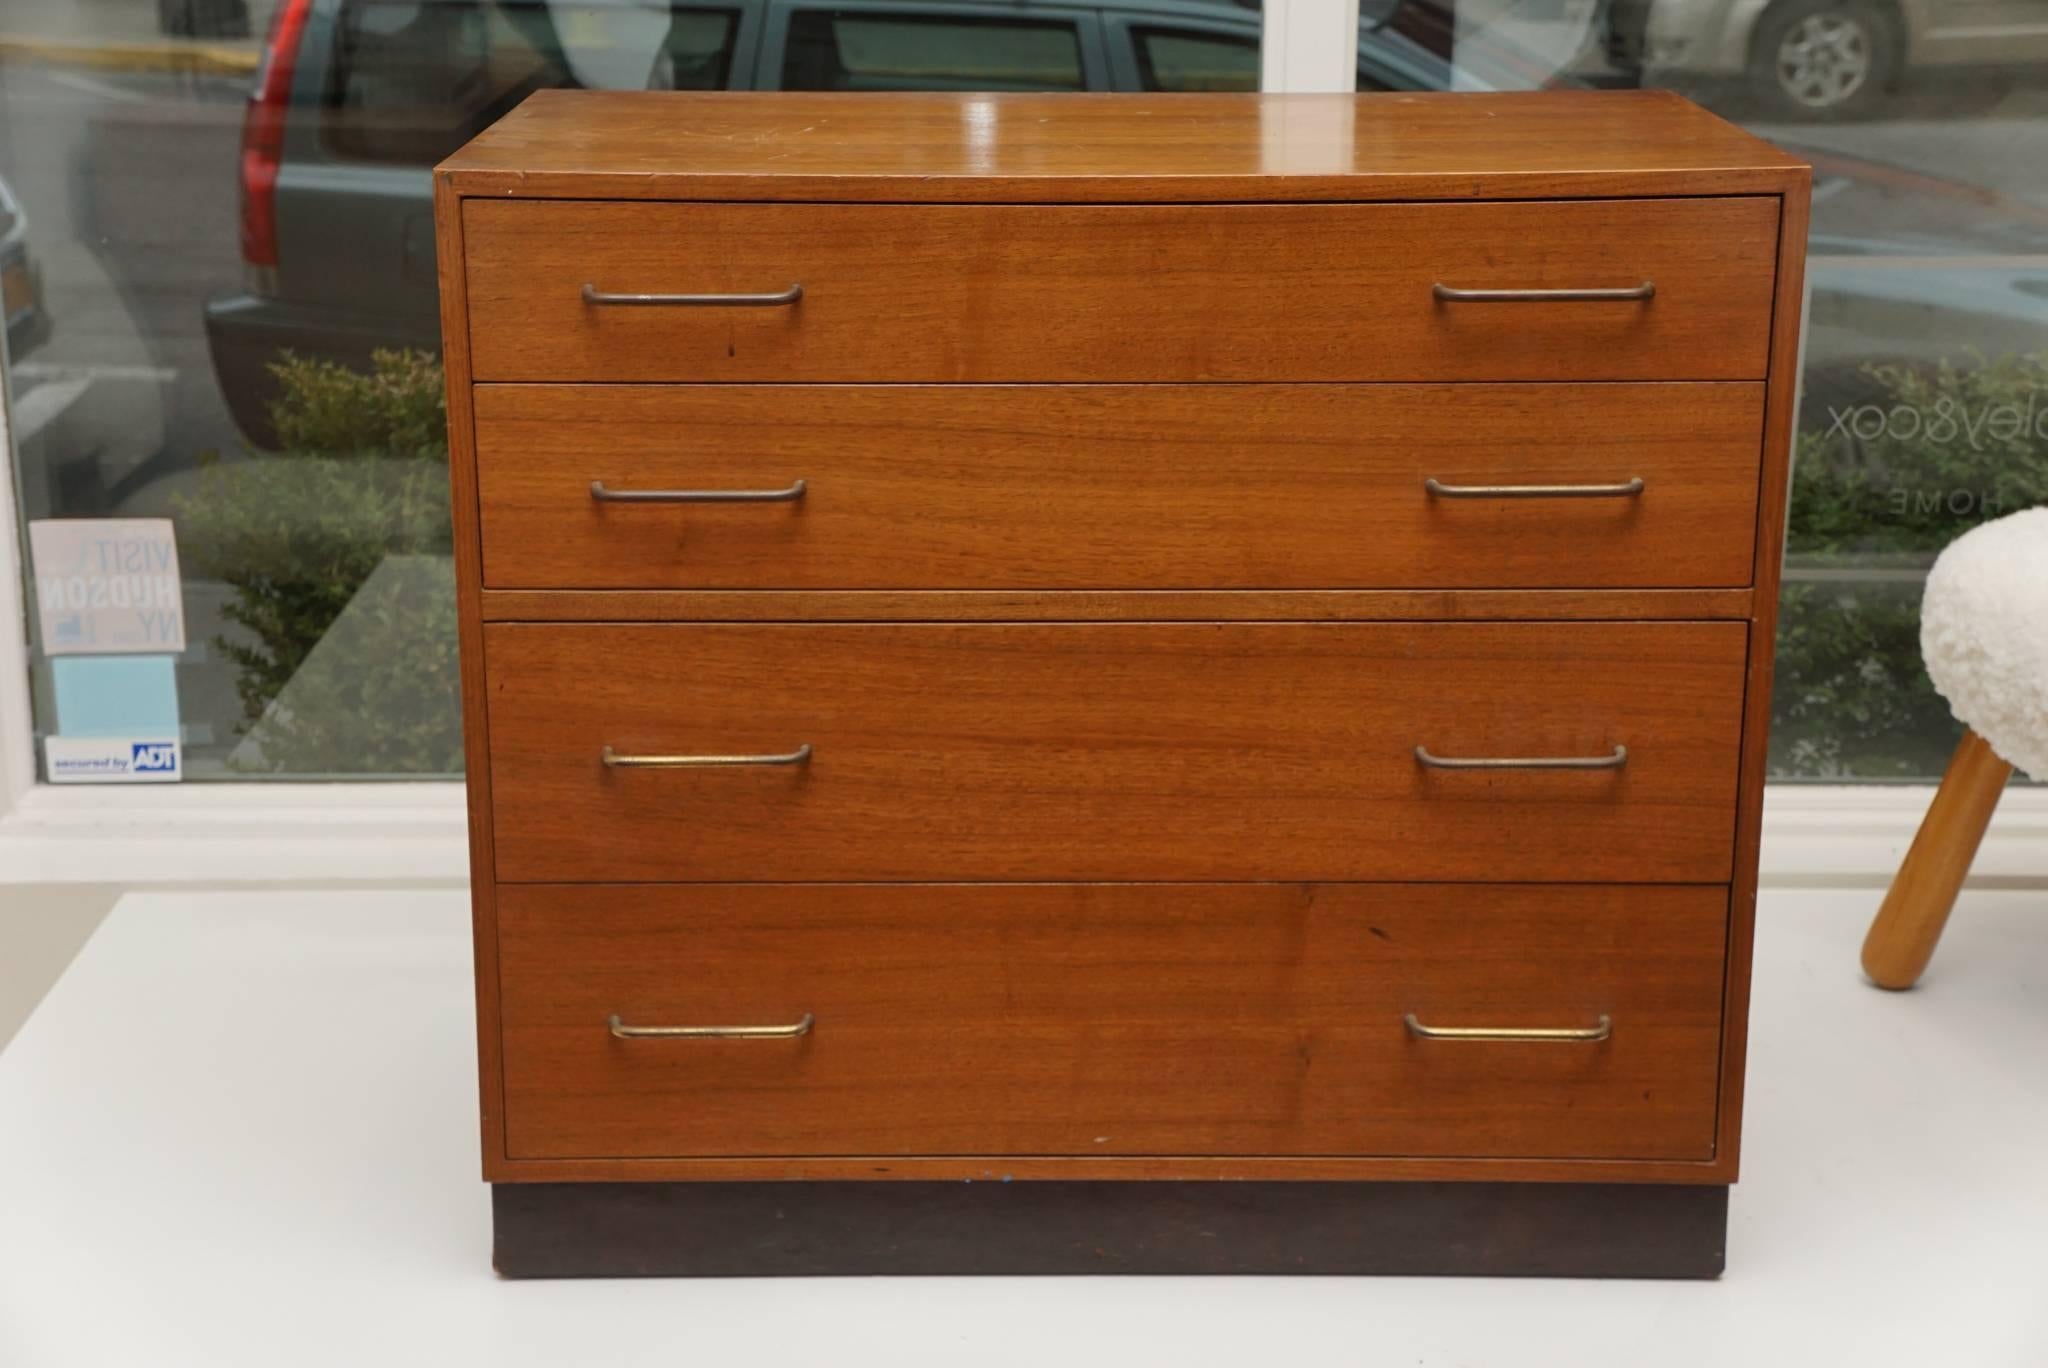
582, 282, 803, 308
1432, 281, 1655, 303
1414, 744, 1628, 771
1425, 476, 1644, 500
1404, 1013, 1612, 1043
591, 478, 808, 504
602, 743, 813, 769
609, 1012, 816, 1040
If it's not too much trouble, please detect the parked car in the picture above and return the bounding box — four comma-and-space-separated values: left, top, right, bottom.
203, 0, 1556, 443
1604, 0, 2048, 118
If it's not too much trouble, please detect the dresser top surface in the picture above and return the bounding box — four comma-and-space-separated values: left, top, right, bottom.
437, 90, 1807, 203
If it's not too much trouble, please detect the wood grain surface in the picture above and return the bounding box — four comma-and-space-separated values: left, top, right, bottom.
474, 383, 1764, 591
437, 89, 1807, 203
478, 587, 1758, 623
1860, 729, 2012, 990
432, 174, 510, 1174
435, 91, 1812, 1197
462, 198, 1780, 383
497, 882, 1728, 1162
1713, 166, 1810, 1175
483, 621, 1747, 884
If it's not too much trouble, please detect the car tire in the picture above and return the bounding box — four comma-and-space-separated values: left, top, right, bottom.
1747, 0, 1898, 119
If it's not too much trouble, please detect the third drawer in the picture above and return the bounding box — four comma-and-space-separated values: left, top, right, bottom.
484, 621, 1749, 884
474, 383, 1765, 591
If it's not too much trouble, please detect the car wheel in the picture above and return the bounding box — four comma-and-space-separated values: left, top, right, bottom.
1748, 0, 1897, 119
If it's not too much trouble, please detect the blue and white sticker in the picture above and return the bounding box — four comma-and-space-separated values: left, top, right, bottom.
44, 736, 182, 784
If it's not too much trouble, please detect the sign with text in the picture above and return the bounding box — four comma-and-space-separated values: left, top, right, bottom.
28, 519, 186, 656
44, 736, 183, 784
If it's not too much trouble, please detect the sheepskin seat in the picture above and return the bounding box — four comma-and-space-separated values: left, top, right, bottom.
1919, 505, 2048, 780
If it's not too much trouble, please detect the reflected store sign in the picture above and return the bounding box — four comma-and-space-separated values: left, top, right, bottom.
27, 519, 186, 655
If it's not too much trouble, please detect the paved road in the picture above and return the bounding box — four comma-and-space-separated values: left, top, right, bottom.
1747, 84, 2048, 213
1478, 0, 2048, 206
0, 61, 249, 509
1, 0, 274, 47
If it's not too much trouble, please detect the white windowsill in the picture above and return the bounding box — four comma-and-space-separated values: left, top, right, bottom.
1761, 781, 2048, 887
1, 780, 2044, 888
0, 781, 470, 884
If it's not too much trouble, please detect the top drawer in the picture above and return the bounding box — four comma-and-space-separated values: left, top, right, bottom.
460, 198, 1781, 384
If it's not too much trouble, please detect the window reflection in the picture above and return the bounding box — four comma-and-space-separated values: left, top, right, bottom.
1, 0, 2042, 780
784, 12, 1086, 91
1134, 27, 1260, 91
1602, 17, 2048, 777
325, 1, 741, 167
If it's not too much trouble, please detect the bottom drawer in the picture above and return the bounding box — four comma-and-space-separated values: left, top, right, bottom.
497, 883, 1727, 1163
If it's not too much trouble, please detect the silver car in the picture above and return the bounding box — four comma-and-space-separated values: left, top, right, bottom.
1605, 0, 2048, 116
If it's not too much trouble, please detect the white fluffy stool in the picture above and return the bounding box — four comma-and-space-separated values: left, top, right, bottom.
1862, 506, 2048, 989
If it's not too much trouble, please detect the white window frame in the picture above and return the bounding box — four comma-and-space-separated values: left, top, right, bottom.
1, 394, 29, 816
0, 385, 470, 883
2, 20, 2044, 887
1263, 0, 1361, 92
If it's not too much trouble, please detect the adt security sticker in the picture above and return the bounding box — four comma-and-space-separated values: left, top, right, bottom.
44, 737, 183, 784
28, 519, 185, 655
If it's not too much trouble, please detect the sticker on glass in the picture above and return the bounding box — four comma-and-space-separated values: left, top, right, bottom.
27, 518, 185, 656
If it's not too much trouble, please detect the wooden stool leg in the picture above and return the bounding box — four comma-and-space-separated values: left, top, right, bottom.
1861, 729, 2013, 990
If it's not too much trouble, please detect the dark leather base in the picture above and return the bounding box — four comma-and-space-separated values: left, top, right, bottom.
492, 1179, 1728, 1279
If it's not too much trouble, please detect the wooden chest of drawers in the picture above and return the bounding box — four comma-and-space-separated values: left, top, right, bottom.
436, 89, 1809, 1279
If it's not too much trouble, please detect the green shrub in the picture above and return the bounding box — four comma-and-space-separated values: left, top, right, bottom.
176, 349, 460, 775
1771, 352, 2048, 778
1770, 579, 1963, 779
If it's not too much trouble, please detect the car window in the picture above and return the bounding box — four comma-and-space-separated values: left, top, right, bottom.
1131, 27, 1256, 92
324, 0, 739, 165
780, 10, 1085, 91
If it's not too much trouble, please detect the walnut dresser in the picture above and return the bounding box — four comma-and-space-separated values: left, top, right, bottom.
434, 89, 1810, 1279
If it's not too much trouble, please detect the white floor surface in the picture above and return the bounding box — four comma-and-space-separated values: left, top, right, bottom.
0, 887, 2043, 1367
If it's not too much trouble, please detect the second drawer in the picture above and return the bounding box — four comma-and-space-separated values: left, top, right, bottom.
484, 621, 1748, 884
474, 383, 1765, 591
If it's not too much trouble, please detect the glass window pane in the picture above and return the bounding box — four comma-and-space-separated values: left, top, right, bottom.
0, 0, 766, 783
1134, 28, 1260, 92
324, 1, 740, 165
21, 0, 2035, 789
781, 11, 1085, 91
